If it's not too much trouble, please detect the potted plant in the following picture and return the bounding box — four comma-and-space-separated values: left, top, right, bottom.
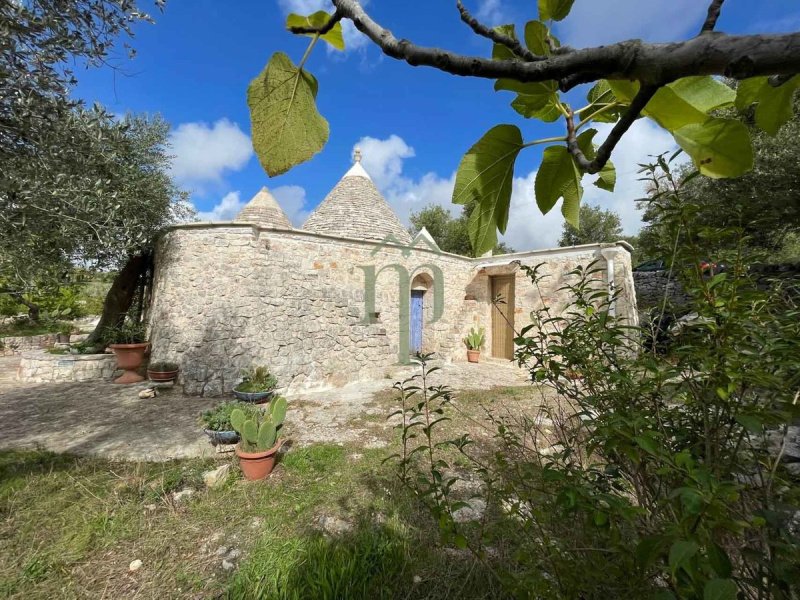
463, 326, 485, 363
147, 361, 179, 382
56, 322, 73, 344
104, 321, 149, 384
230, 396, 287, 480
200, 401, 262, 446
232, 366, 278, 402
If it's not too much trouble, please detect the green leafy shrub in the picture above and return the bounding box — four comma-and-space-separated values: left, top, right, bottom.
235, 366, 278, 393
147, 361, 178, 372
392, 158, 800, 598
101, 320, 147, 345
199, 401, 262, 432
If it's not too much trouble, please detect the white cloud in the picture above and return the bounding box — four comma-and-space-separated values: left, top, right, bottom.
352, 135, 456, 224
277, 0, 368, 52
476, 0, 505, 24
196, 191, 245, 221
355, 135, 415, 190
501, 119, 678, 250
272, 185, 312, 226
349, 120, 677, 253
169, 119, 252, 187
557, 0, 706, 47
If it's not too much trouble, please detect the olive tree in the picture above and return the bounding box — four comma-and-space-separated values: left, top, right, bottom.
0, 1, 191, 337
248, 0, 799, 252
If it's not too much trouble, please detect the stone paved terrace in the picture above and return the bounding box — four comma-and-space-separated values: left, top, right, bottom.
0, 355, 529, 461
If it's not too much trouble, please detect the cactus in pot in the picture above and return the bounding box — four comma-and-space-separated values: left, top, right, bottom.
463, 326, 485, 363
230, 396, 287, 480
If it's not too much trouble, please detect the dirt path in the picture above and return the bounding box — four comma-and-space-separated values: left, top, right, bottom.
0, 355, 530, 460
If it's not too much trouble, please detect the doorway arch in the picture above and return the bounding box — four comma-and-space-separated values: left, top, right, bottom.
410, 272, 433, 353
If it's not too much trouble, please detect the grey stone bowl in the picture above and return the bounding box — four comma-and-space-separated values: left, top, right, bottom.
203, 429, 240, 446
232, 389, 274, 403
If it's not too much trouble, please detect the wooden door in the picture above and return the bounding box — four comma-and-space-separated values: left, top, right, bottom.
410, 290, 424, 353
491, 275, 515, 359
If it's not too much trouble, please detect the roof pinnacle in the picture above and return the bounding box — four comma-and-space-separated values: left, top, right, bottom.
353, 147, 362, 163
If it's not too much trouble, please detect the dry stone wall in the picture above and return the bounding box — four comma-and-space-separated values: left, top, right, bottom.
1, 334, 55, 356
149, 225, 637, 396
18, 351, 116, 383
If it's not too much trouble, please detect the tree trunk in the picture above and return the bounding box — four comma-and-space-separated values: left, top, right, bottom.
86, 253, 151, 346
10, 293, 40, 322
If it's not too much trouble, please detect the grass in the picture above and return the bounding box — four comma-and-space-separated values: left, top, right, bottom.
0, 444, 506, 599
0, 320, 64, 337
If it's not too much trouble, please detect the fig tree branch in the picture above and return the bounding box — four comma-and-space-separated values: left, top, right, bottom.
330, 0, 800, 89
700, 0, 726, 34
566, 85, 660, 174
455, 0, 540, 62
287, 9, 342, 35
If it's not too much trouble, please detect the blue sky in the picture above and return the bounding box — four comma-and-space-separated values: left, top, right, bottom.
75, 0, 800, 249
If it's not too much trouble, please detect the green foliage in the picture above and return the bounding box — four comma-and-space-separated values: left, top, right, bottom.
452, 125, 523, 253
672, 117, 753, 178
230, 396, 288, 452
535, 145, 582, 225
148, 361, 178, 372
559, 204, 623, 247
235, 366, 278, 393
285, 11, 344, 50
392, 160, 800, 597
2, 109, 192, 294
270, 396, 287, 428
462, 327, 485, 350
268, 7, 795, 257
101, 320, 147, 345
639, 101, 800, 260
408, 203, 513, 257
736, 75, 800, 135
199, 402, 262, 432
537, 0, 575, 21
248, 52, 329, 177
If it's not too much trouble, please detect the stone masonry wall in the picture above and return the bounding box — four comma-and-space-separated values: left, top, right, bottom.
149, 226, 480, 396
18, 351, 117, 383
477, 244, 637, 354
148, 225, 637, 396
1, 334, 56, 356
633, 271, 690, 310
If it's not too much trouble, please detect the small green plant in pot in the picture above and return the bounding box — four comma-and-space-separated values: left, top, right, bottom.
230, 396, 287, 480
104, 321, 149, 384
147, 360, 179, 382
233, 366, 278, 402
56, 322, 73, 344
463, 326, 485, 363
200, 401, 261, 446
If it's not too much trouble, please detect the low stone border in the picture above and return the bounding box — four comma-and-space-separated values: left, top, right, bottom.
18, 350, 116, 383
1, 334, 56, 357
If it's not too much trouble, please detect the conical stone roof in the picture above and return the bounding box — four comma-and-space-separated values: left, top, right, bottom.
234, 187, 292, 228
302, 153, 412, 244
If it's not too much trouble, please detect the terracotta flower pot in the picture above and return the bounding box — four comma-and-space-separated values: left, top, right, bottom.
109, 342, 149, 384
235, 440, 281, 481
148, 368, 179, 382
467, 349, 481, 363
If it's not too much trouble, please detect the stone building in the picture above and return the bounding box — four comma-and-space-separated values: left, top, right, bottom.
148, 153, 637, 396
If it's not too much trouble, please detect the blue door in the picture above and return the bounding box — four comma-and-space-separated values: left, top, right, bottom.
410, 290, 424, 353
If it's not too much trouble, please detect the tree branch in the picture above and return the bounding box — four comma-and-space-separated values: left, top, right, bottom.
566, 85, 660, 174
455, 0, 540, 62
287, 9, 342, 35
768, 73, 796, 87
331, 0, 800, 89
700, 0, 725, 34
